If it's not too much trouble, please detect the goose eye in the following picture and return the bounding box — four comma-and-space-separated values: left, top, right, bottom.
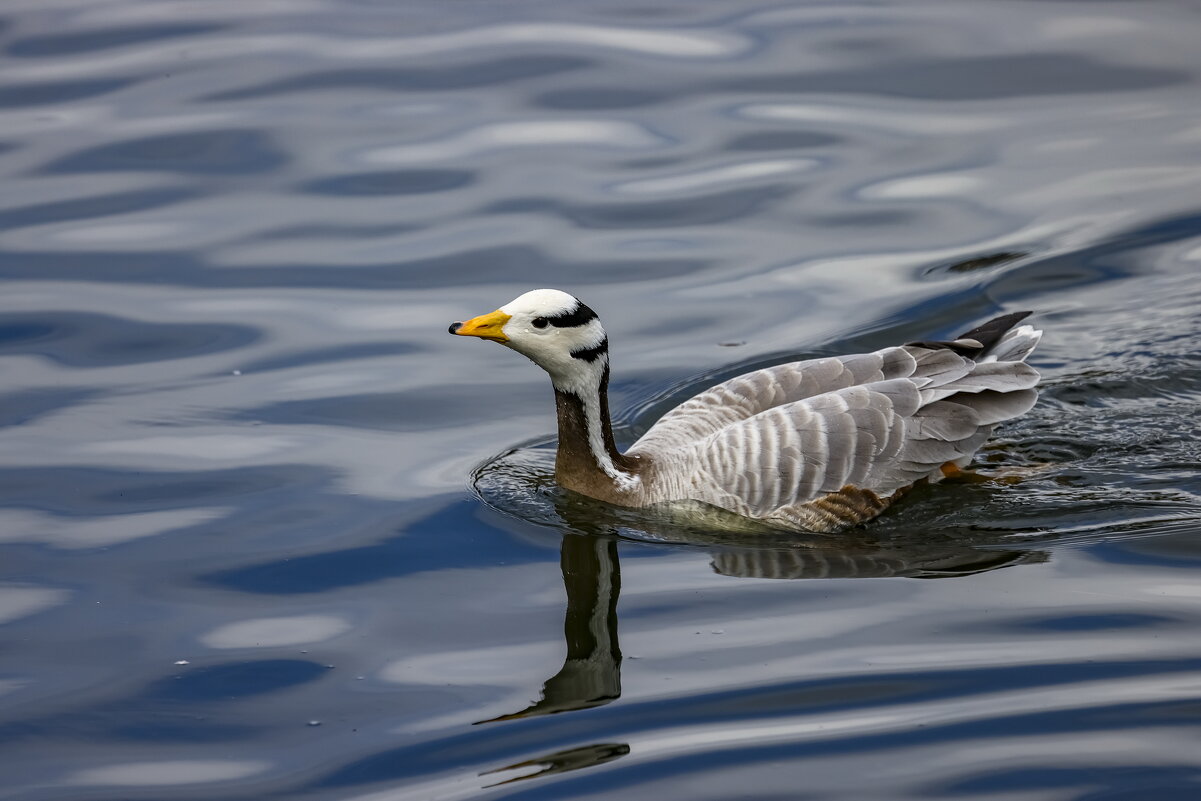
532, 317, 548, 329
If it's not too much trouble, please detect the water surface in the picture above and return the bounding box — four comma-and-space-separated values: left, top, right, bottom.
3, 1, 1201, 799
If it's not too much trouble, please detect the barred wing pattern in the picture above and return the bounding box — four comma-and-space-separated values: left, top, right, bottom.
632, 348, 921, 454
631, 341, 1039, 531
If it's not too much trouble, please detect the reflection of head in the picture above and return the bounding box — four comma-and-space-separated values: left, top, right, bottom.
476, 534, 621, 724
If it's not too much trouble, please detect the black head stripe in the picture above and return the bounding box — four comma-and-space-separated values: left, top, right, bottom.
570, 336, 608, 362
546, 301, 598, 328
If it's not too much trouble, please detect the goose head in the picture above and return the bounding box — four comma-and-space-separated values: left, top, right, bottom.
449, 289, 609, 395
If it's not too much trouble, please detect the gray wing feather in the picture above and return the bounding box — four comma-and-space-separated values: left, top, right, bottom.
641, 341, 1040, 521
946, 389, 1038, 425
911, 400, 979, 441
681, 381, 922, 517
908, 348, 973, 386
920, 362, 1039, 401
633, 348, 920, 453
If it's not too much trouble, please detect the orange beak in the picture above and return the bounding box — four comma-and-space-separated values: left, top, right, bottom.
449, 309, 511, 343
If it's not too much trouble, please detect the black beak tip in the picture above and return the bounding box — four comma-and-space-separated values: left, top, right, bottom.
448, 322, 462, 335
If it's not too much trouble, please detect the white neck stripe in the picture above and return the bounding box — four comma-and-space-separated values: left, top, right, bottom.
560, 359, 639, 493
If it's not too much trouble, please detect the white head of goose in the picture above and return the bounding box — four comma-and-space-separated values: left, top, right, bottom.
450, 289, 1042, 533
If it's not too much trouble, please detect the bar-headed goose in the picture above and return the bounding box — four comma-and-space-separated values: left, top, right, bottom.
450, 289, 1041, 532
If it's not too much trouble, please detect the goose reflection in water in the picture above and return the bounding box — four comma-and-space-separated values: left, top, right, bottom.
474, 468, 1047, 785
475, 531, 628, 786
474, 445, 1050, 582
477, 533, 623, 725
709, 536, 1046, 580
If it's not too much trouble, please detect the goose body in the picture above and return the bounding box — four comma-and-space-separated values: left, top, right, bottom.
451, 290, 1041, 532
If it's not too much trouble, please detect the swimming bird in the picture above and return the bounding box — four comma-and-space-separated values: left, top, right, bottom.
450, 289, 1041, 532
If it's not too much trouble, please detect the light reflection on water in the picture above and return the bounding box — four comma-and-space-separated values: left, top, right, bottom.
2, 0, 1201, 799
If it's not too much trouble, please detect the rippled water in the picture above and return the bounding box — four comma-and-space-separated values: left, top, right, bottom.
3, 1, 1201, 799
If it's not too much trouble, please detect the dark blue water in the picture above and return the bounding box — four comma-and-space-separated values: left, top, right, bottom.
3, 1, 1201, 799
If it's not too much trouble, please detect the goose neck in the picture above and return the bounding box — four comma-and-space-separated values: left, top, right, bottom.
553, 363, 639, 494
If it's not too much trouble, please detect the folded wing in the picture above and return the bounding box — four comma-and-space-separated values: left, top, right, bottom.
632, 348, 921, 454
667, 345, 1039, 523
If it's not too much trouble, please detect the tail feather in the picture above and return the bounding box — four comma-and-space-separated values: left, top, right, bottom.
909, 311, 1040, 364
893, 312, 1042, 489
979, 324, 1042, 363
957, 311, 1032, 351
